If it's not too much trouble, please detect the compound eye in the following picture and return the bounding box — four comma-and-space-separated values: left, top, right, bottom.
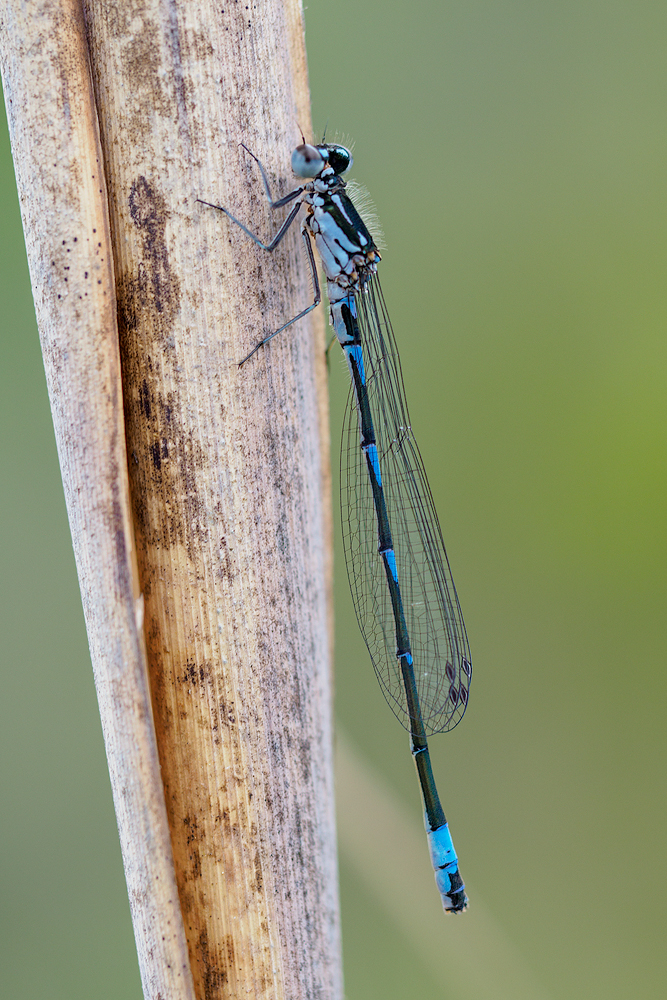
324, 145, 353, 175
291, 143, 326, 178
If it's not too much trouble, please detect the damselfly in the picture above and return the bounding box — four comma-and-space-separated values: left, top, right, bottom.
198, 138, 472, 913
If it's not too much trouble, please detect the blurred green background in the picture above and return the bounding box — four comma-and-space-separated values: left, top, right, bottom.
2, 2, 666, 998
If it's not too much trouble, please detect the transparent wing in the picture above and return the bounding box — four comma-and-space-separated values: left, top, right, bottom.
340, 275, 472, 735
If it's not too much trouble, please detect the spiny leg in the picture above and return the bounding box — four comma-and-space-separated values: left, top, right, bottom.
238, 142, 276, 203
197, 145, 304, 249
196, 196, 303, 252
197, 146, 321, 365
238, 228, 321, 366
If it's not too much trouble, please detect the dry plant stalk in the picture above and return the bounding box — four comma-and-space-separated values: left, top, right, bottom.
0, 1, 339, 998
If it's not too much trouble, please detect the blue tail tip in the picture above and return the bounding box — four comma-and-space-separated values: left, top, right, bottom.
427, 823, 468, 912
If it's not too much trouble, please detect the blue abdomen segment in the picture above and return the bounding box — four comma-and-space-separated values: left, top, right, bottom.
364, 442, 382, 489
427, 823, 468, 913
331, 294, 360, 346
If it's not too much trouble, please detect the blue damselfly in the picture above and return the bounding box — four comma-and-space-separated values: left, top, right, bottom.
199, 138, 472, 913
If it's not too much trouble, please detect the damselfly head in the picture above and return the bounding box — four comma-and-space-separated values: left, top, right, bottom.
291, 142, 353, 178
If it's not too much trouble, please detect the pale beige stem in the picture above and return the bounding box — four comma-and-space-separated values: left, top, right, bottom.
0, 1, 338, 998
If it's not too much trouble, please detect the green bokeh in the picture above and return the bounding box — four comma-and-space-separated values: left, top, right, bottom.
2, 2, 666, 998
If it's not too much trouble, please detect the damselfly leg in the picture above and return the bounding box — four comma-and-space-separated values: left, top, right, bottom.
198, 146, 321, 365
